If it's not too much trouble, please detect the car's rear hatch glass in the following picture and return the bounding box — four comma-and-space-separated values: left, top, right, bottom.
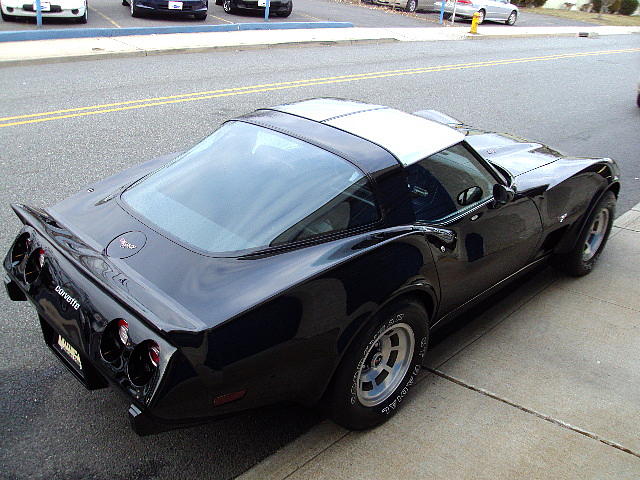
122, 121, 379, 254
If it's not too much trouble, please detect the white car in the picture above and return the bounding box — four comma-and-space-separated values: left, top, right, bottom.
435, 0, 518, 25
1, 0, 88, 23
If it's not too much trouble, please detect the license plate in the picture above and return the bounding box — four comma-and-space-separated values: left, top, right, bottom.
35, 1, 51, 10
57, 334, 83, 370
258, 0, 266, 6
168, 1, 183, 9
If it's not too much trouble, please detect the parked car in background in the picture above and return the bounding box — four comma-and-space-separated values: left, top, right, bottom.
217, 0, 292, 17
1, 0, 87, 22
122, 0, 208, 20
370, 0, 434, 13
435, 0, 518, 24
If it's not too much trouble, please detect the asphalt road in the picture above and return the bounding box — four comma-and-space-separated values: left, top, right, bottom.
1, 34, 639, 480
0, 0, 598, 30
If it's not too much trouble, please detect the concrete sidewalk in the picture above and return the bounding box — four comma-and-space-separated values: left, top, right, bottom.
1, 25, 639, 66
239, 203, 640, 479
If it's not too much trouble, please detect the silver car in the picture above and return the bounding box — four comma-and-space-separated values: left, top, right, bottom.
434, 0, 519, 25
370, 0, 432, 13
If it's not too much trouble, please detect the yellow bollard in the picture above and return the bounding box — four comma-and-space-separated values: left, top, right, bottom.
470, 11, 480, 34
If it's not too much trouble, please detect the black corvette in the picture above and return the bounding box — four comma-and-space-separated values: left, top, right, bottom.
3, 99, 619, 435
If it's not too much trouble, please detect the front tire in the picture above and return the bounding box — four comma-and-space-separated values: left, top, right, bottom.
328, 298, 429, 430
222, 0, 235, 13
405, 0, 417, 12
476, 8, 485, 24
553, 191, 616, 277
505, 10, 516, 25
275, 1, 292, 16
77, 2, 88, 23
130, 0, 140, 17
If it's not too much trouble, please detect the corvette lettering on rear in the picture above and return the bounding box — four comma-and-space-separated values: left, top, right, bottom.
55, 285, 80, 310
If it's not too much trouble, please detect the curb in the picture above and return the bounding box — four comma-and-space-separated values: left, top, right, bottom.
464, 31, 600, 40
0, 36, 398, 67
0, 21, 354, 43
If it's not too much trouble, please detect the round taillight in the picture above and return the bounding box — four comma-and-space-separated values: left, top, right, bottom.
11, 232, 31, 265
149, 343, 160, 368
100, 319, 127, 364
128, 340, 160, 387
24, 248, 45, 284
117, 319, 129, 345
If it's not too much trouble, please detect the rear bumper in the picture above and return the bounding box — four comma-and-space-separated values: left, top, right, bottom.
234, 0, 291, 11
133, 0, 208, 13
1, 2, 86, 18
3, 224, 177, 432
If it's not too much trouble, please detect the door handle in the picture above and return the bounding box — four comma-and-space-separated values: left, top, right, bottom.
412, 225, 456, 245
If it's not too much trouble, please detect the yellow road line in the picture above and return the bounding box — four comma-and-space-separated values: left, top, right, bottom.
211, 14, 233, 24
1, 47, 638, 128
88, 6, 121, 28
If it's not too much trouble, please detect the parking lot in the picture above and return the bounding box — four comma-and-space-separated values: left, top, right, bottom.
0, 0, 597, 31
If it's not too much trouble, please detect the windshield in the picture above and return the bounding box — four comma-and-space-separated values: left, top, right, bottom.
122, 122, 379, 253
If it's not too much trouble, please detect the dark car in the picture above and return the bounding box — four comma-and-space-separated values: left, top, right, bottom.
123, 0, 208, 20
217, 0, 292, 17
4, 99, 619, 435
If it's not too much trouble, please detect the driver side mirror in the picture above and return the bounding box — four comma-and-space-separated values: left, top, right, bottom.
492, 183, 515, 207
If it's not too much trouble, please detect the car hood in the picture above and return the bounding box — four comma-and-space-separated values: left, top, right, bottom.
464, 128, 613, 193
464, 129, 564, 178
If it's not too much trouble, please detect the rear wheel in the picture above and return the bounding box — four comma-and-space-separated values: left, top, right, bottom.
222, 0, 235, 13
553, 191, 616, 277
405, 0, 417, 12
505, 10, 516, 25
327, 298, 429, 430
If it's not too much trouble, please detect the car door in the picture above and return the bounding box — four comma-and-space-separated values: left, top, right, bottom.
493, 0, 510, 19
405, 141, 542, 318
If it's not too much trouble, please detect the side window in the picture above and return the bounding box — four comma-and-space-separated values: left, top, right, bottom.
272, 177, 379, 245
406, 142, 495, 222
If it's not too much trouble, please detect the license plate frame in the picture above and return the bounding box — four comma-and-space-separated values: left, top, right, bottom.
55, 334, 83, 371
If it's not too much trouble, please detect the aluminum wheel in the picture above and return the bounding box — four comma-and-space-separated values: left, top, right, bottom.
583, 208, 609, 262
356, 323, 415, 407
405, 0, 417, 12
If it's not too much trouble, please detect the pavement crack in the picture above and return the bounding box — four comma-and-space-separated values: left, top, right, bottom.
427, 368, 640, 460
554, 285, 640, 313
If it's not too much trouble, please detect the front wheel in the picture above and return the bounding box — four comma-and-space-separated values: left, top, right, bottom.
405, 0, 417, 12
275, 1, 292, 16
130, 0, 140, 16
77, 2, 88, 23
553, 191, 616, 277
222, 0, 235, 13
476, 8, 485, 24
327, 298, 429, 430
505, 10, 516, 25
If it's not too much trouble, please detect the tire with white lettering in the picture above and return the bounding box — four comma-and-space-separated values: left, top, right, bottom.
328, 298, 429, 430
